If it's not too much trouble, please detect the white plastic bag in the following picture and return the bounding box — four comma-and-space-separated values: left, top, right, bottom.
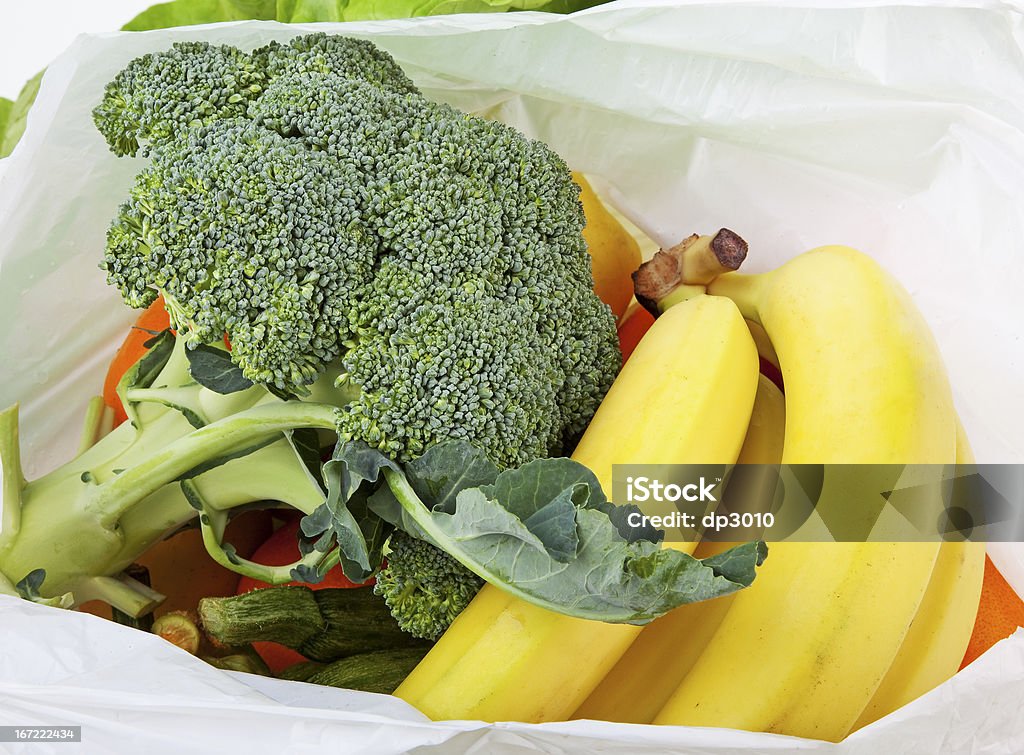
1, 2, 1023, 752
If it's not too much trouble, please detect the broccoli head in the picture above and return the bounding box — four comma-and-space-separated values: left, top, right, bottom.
373, 531, 483, 641
94, 33, 620, 468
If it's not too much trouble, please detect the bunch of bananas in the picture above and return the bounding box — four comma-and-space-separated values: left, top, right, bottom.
392, 230, 984, 743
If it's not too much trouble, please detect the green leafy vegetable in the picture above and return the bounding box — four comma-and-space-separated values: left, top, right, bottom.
276, 0, 608, 22
311, 440, 767, 625
0, 71, 42, 158
122, 0, 276, 31
185, 344, 255, 394
0, 98, 11, 141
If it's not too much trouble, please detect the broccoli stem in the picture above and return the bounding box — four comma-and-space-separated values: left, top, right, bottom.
94, 402, 338, 524
69, 573, 164, 617
76, 396, 109, 454
0, 404, 25, 553
186, 478, 331, 584
0, 401, 339, 610
0, 570, 18, 598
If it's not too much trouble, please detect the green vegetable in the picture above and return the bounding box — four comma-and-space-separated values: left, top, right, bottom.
373, 531, 484, 640
0, 98, 11, 141
276, 660, 323, 682
0, 71, 42, 158
152, 610, 202, 654
125, 0, 607, 29
0, 34, 612, 615
122, 0, 276, 31
203, 648, 273, 676
95, 34, 619, 460
199, 586, 427, 661
301, 647, 429, 693
364, 440, 768, 624
0, 333, 350, 613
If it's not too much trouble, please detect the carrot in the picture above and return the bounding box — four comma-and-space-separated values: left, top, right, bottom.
102, 296, 171, 425
961, 555, 1024, 668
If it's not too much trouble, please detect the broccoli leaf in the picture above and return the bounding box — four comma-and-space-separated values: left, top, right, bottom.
14, 568, 73, 608
131, 329, 177, 390
300, 441, 404, 582
287, 427, 325, 485
403, 441, 499, 514
186, 344, 255, 394
323, 440, 768, 625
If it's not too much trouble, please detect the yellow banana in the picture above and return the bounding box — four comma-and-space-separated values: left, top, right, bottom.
573, 373, 785, 724
744, 318, 778, 371
654, 245, 953, 742
850, 420, 985, 732
736, 373, 785, 466
573, 172, 642, 323
394, 294, 760, 722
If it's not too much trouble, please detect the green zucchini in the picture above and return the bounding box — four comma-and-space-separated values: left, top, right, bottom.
199, 586, 429, 662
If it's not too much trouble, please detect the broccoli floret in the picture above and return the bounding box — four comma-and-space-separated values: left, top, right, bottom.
373, 531, 483, 641
95, 34, 620, 466
256, 33, 418, 94
92, 41, 267, 157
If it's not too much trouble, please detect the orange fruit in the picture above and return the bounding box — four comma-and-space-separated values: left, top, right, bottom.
960, 555, 1024, 668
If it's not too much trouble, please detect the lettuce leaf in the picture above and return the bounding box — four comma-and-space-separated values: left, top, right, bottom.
122, 0, 276, 31
0, 71, 42, 158
304, 440, 767, 625
0, 98, 11, 146
277, 0, 608, 22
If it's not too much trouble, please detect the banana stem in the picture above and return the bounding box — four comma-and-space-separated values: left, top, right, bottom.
633, 229, 746, 316
678, 230, 748, 285
706, 272, 765, 323
658, 284, 707, 312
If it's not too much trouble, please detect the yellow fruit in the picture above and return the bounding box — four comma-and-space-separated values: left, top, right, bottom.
575, 172, 642, 323
654, 246, 953, 742
850, 420, 984, 732
574, 373, 784, 724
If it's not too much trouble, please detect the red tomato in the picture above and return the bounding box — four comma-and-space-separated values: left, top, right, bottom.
617, 305, 655, 363
236, 514, 366, 672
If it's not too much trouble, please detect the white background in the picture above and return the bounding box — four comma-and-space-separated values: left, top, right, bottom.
0, 0, 156, 100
